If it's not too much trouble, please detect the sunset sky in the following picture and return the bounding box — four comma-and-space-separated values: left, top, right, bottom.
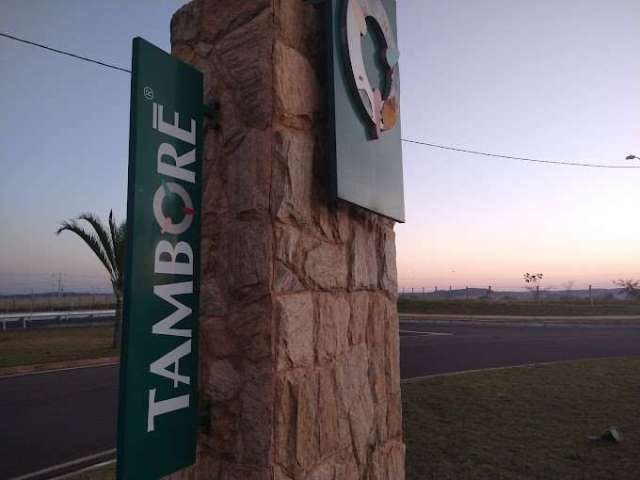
396, 0, 640, 291
1, 0, 639, 294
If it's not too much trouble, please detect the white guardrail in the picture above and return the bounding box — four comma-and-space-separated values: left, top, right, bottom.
0, 309, 116, 330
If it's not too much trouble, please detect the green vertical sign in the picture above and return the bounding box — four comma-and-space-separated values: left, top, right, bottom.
117, 37, 203, 480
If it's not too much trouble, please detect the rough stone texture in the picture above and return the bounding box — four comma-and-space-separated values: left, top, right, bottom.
168, 1, 404, 478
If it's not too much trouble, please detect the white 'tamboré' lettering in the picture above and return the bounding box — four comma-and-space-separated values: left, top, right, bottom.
152, 183, 194, 235
152, 281, 193, 337
146, 101, 198, 435
153, 103, 196, 145
147, 389, 190, 432
150, 339, 191, 387
157, 143, 196, 184
155, 240, 193, 276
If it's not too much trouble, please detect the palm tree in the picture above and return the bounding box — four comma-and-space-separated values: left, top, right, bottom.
56, 211, 125, 348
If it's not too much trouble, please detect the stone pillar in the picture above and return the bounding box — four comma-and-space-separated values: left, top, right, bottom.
169, 1, 404, 479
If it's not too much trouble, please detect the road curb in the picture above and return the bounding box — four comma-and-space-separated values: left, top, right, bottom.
400, 313, 640, 320
8, 449, 116, 480
400, 356, 640, 384
399, 316, 640, 328
401, 361, 556, 384
51, 459, 116, 480
0, 357, 119, 379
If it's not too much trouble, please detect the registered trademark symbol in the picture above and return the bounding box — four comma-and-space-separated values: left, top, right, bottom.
143, 86, 154, 100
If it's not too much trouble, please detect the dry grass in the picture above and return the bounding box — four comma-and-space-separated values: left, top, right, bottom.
0, 326, 117, 368
398, 298, 640, 318
40, 357, 640, 480
403, 357, 640, 480
0, 294, 115, 313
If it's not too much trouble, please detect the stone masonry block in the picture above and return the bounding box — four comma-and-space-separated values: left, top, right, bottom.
170, 0, 403, 478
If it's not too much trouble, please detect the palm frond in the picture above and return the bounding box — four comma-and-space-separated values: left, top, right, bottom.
57, 219, 116, 282
108, 210, 117, 257
113, 220, 126, 292
77, 212, 116, 275
108, 210, 122, 290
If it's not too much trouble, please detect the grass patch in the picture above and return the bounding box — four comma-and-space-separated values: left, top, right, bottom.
15, 354, 639, 479
403, 357, 640, 479
0, 326, 117, 368
398, 298, 640, 317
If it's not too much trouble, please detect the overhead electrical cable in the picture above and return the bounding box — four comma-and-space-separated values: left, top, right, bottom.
401, 138, 640, 169
0, 31, 131, 73
3, 31, 638, 170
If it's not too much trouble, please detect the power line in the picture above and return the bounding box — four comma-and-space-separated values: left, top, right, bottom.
401, 138, 640, 169
2, 31, 637, 169
0, 31, 130, 74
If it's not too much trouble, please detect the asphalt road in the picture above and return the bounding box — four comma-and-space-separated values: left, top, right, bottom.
399, 320, 640, 378
3, 321, 640, 479
0, 366, 118, 480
